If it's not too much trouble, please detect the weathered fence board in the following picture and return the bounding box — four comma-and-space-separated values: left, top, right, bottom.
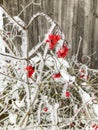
93, 0, 98, 68
1, 0, 98, 68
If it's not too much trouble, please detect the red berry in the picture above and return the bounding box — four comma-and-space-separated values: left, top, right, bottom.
56, 35, 61, 40
25, 65, 35, 78
79, 74, 84, 78
92, 123, 96, 128
59, 48, 65, 53
49, 43, 55, 50
95, 125, 98, 130
43, 107, 48, 112
52, 72, 61, 78
46, 34, 61, 50
65, 91, 70, 97
69, 123, 74, 127
86, 75, 90, 80
56, 44, 69, 58
81, 69, 85, 73
6, 32, 11, 35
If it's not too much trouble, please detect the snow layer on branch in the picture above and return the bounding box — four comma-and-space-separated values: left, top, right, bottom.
9, 113, 17, 124
45, 55, 69, 69
13, 16, 26, 26
79, 89, 92, 104
0, 7, 23, 31
21, 30, 28, 57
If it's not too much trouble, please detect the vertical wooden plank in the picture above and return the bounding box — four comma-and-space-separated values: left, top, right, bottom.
0, 0, 3, 5
54, 0, 62, 26
87, 0, 96, 68
46, 0, 54, 19
40, 0, 48, 39
72, 0, 78, 55
61, 0, 68, 38
82, 0, 93, 56
60, 0, 74, 48
74, 0, 85, 61
37, 0, 49, 43
3, 0, 18, 15
93, 0, 98, 68
58, 0, 62, 26
31, 0, 41, 47
54, 0, 59, 23
18, 0, 33, 23
66, 0, 74, 46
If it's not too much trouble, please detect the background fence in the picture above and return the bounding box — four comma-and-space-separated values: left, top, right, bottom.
1, 0, 98, 68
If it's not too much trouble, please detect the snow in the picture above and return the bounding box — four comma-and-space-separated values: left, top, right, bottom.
62, 83, 68, 98
9, 113, 17, 124
79, 88, 92, 104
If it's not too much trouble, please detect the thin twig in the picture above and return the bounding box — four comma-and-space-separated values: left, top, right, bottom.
0, 52, 26, 60
76, 36, 82, 60
0, 5, 25, 29
18, 0, 41, 17
0, 71, 28, 84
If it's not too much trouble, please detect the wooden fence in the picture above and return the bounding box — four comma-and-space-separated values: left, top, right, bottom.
1, 0, 98, 68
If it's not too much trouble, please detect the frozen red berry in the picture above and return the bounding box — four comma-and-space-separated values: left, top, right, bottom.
65, 91, 70, 98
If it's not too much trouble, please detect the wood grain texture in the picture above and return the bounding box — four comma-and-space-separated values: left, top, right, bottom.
0, 0, 3, 4
2, 0, 98, 68
93, 0, 98, 68
3, 0, 18, 15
